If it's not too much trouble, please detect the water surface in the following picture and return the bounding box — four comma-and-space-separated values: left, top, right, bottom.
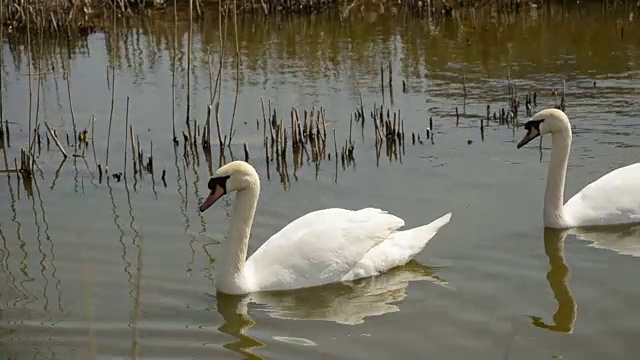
1, 4, 640, 360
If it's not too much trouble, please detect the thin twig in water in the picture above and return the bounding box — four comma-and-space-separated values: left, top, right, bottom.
105, 1, 117, 174
26, 13, 33, 154
171, 0, 178, 144
124, 96, 130, 180
44, 122, 68, 159
65, 36, 78, 150
185, 0, 194, 145
228, 0, 241, 145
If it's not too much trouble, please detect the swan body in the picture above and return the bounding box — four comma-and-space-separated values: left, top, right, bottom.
199, 161, 453, 295
516, 108, 640, 228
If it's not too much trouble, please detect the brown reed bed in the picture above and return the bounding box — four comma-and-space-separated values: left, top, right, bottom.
2, 83, 554, 193
3, 0, 633, 36
1, 0, 573, 197
1, 5, 569, 199
0, 40, 564, 196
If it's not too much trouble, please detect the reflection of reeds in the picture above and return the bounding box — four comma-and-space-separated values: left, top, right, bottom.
1, 0, 572, 195
0, 0, 498, 36
185, 0, 194, 151
0, 2, 4, 159
171, 0, 178, 145
105, 1, 117, 175
32, 173, 64, 313
228, 0, 241, 145
75, 226, 97, 360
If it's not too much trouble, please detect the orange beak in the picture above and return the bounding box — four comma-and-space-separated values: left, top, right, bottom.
199, 184, 225, 212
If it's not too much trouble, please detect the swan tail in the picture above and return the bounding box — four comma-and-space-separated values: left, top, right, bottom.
396, 212, 452, 248
346, 212, 452, 280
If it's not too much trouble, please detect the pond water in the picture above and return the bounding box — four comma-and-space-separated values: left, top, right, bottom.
1, 4, 640, 359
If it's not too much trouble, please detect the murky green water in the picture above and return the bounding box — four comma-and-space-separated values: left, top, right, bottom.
1, 4, 640, 359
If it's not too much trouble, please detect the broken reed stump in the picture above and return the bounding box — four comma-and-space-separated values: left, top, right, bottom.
44, 121, 68, 158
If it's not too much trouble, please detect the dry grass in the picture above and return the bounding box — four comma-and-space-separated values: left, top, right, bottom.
3, 0, 633, 35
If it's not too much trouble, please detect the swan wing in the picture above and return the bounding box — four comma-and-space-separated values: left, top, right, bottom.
564, 163, 640, 227
244, 208, 404, 292
343, 212, 452, 281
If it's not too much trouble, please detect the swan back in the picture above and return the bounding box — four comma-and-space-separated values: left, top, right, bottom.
343, 212, 452, 281
243, 208, 406, 292
564, 163, 640, 227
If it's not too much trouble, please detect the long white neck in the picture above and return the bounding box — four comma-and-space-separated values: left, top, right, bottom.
544, 129, 572, 228
215, 183, 260, 293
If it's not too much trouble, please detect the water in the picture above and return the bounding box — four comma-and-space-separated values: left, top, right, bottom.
1, 4, 640, 359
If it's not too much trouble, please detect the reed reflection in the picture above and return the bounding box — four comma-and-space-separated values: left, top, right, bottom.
33, 174, 64, 314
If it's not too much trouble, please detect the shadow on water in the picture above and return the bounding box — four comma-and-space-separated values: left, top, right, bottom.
528, 228, 577, 334
215, 293, 265, 360
107, 177, 134, 287
571, 223, 640, 258
0, 175, 20, 306
49, 158, 66, 191
29, 176, 51, 321
118, 95, 145, 360
213, 260, 447, 358
528, 223, 640, 334
4, 173, 33, 310
172, 145, 196, 274
124, 166, 141, 302
33, 175, 64, 314
189, 148, 209, 273
0, 220, 21, 310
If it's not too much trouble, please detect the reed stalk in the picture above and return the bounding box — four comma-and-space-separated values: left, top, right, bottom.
44, 122, 67, 158
185, 0, 194, 145
228, 0, 241, 144
124, 96, 131, 179
172, 0, 178, 144
65, 37, 77, 150
105, 1, 117, 174
0, 1, 8, 170
26, 13, 33, 154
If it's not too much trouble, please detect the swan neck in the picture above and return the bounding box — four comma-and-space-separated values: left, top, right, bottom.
216, 183, 260, 290
544, 130, 572, 227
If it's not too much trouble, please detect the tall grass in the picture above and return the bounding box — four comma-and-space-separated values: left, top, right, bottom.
3, 0, 634, 34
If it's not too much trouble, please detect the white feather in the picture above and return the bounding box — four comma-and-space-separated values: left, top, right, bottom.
564, 163, 640, 227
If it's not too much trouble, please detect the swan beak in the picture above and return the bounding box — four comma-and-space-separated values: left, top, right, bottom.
516, 127, 540, 149
199, 185, 225, 212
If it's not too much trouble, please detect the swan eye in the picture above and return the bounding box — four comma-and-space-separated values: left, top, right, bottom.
524, 119, 544, 131
208, 175, 231, 194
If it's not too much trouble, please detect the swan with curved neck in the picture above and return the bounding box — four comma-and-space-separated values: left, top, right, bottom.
199, 161, 453, 295
516, 108, 640, 228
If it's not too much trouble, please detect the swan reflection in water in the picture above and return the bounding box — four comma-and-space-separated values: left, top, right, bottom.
529, 224, 640, 333
213, 261, 447, 358
572, 223, 640, 258
528, 228, 577, 334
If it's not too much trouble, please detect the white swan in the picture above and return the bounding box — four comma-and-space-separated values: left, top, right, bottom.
516, 108, 640, 228
198, 160, 453, 295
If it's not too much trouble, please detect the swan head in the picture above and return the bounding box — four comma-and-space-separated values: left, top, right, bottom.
517, 108, 571, 149
199, 161, 259, 212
